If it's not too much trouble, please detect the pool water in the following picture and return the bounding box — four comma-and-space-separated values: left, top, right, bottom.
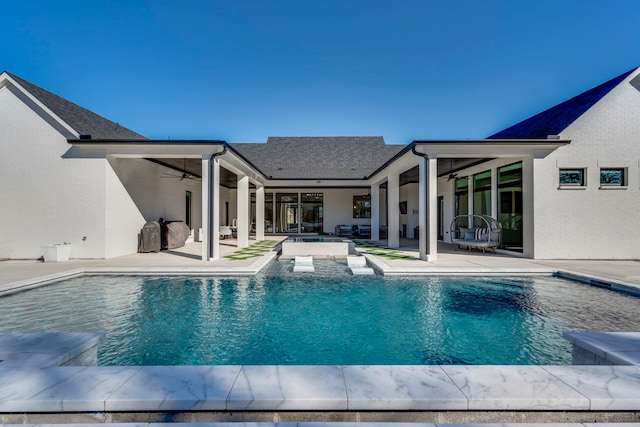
1, 260, 639, 366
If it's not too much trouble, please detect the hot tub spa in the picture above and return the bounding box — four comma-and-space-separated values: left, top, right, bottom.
280, 236, 354, 259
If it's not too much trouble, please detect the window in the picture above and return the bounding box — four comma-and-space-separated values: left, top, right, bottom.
302, 193, 323, 232
454, 177, 469, 217
185, 191, 192, 228
559, 168, 586, 186
600, 168, 626, 187
498, 162, 523, 252
353, 195, 371, 218
473, 170, 492, 216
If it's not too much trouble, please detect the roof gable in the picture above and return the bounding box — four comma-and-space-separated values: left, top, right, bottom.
231, 137, 405, 179
488, 68, 637, 139
3, 72, 146, 140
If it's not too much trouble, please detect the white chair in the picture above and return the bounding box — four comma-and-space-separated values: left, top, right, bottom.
347, 255, 375, 275
293, 255, 314, 272
219, 225, 232, 239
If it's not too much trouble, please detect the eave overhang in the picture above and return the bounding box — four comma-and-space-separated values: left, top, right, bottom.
67, 139, 227, 157
412, 139, 570, 158
67, 139, 270, 183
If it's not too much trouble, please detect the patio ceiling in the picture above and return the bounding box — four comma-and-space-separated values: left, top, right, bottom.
149, 157, 490, 188
146, 158, 240, 188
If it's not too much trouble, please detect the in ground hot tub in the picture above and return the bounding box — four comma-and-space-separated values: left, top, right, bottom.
281, 236, 354, 259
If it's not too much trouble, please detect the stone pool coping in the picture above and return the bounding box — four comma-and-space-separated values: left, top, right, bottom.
1, 364, 640, 414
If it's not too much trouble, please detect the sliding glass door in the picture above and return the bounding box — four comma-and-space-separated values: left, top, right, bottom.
498, 162, 523, 251
301, 193, 323, 233
276, 193, 298, 233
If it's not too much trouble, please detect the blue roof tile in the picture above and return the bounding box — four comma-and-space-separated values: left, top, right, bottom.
488, 68, 636, 139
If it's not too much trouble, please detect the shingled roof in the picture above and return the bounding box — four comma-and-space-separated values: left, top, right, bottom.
488, 68, 637, 139
4, 72, 146, 140
231, 137, 405, 180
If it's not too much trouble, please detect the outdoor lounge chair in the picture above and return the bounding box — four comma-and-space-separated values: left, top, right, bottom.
450, 214, 502, 254
219, 225, 232, 239
347, 255, 374, 275
335, 224, 353, 237
293, 256, 314, 272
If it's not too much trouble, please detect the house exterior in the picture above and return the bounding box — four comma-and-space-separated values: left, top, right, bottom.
1, 68, 638, 261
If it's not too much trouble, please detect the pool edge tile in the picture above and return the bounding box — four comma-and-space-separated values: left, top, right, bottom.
343, 365, 468, 410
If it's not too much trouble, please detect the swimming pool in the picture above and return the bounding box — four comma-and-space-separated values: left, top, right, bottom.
1, 260, 639, 366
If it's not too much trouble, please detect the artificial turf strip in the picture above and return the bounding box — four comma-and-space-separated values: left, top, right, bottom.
353, 240, 416, 260
224, 240, 279, 260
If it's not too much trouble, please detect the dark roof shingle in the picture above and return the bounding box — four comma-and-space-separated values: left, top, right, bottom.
5, 72, 146, 140
231, 137, 405, 179
488, 68, 636, 139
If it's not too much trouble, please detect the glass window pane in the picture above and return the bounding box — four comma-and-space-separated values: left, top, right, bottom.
353, 195, 371, 218
264, 193, 273, 233
276, 193, 298, 233
454, 177, 468, 217
473, 170, 491, 216
600, 168, 625, 186
498, 162, 522, 252
559, 169, 585, 186
301, 193, 323, 233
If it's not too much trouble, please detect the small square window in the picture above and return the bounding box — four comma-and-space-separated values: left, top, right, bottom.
600, 168, 626, 186
559, 168, 586, 186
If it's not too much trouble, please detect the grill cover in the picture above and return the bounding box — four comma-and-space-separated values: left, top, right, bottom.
164, 221, 190, 249
138, 221, 161, 253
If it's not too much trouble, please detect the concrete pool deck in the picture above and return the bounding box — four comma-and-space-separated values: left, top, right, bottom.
1, 240, 640, 424
1, 238, 638, 295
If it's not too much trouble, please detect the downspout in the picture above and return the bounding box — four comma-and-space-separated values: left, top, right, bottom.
411, 145, 430, 260
208, 145, 227, 259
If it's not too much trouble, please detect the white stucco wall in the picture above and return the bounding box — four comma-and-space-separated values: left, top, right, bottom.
400, 183, 421, 238
532, 71, 640, 259
0, 85, 108, 259
106, 158, 204, 257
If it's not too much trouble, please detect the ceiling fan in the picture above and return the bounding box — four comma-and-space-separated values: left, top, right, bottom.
160, 159, 201, 181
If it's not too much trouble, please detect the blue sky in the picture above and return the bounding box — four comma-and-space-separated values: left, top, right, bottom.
2, 0, 638, 144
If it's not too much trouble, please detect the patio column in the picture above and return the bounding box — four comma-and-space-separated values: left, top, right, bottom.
522, 156, 535, 258
491, 166, 498, 218
387, 172, 400, 248
255, 185, 265, 241
418, 156, 438, 261
237, 174, 250, 248
201, 156, 210, 261
202, 154, 221, 261
370, 183, 380, 241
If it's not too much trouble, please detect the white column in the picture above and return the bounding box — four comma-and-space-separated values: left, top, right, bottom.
468, 174, 474, 217
419, 159, 427, 260
491, 166, 498, 218
371, 183, 380, 241
211, 156, 221, 260
202, 154, 221, 261
387, 173, 400, 248
237, 175, 250, 248
201, 156, 210, 261
419, 156, 438, 261
256, 185, 265, 241
522, 156, 535, 258
427, 157, 438, 261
